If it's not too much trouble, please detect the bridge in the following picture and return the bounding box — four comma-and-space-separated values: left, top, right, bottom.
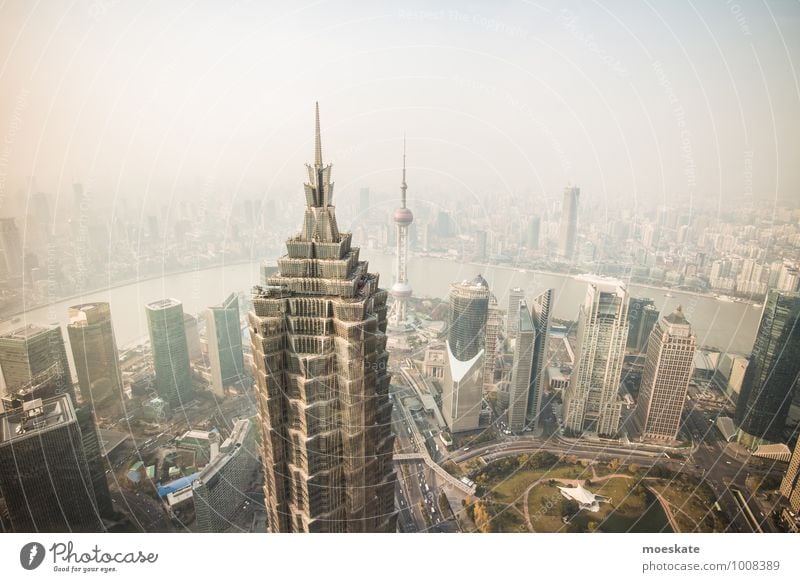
394, 365, 475, 496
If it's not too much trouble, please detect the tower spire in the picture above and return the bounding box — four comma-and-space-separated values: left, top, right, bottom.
400, 134, 407, 208
314, 101, 322, 167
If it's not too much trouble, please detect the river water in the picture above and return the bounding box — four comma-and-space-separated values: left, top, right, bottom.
1, 253, 760, 355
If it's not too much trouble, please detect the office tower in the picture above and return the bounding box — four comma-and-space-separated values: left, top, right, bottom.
735, 290, 800, 449
249, 104, 395, 533
0, 217, 23, 278
74, 405, 114, 518
184, 313, 202, 361
193, 419, 257, 532
507, 301, 535, 432
0, 396, 104, 532
442, 275, 490, 433
0, 324, 73, 403
146, 299, 193, 408
563, 278, 629, 437
634, 306, 696, 441
627, 297, 657, 351
206, 293, 246, 397
388, 140, 414, 329
527, 289, 553, 429
781, 438, 800, 513
557, 186, 579, 259
483, 295, 502, 393
67, 303, 124, 411
507, 287, 525, 339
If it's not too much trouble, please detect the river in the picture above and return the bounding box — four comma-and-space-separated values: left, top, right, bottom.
0, 253, 760, 355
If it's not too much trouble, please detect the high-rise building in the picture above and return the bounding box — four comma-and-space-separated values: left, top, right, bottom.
482, 295, 502, 393
627, 297, 657, 351
0, 217, 23, 278
0, 396, 104, 532
507, 301, 535, 432
781, 438, 800, 513
506, 287, 525, 339
67, 303, 124, 411
527, 289, 553, 429
557, 186, 579, 260
0, 324, 73, 403
563, 277, 628, 437
634, 306, 696, 441
184, 313, 202, 361
442, 275, 490, 433
388, 140, 414, 329
145, 299, 193, 408
249, 104, 395, 533
735, 290, 800, 449
206, 293, 246, 398
193, 418, 257, 532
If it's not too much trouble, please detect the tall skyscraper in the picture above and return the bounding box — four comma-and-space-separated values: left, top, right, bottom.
184, 313, 202, 361
442, 275, 490, 433
627, 297, 658, 352
388, 139, 414, 329
206, 293, 246, 397
563, 278, 628, 437
145, 299, 193, 408
634, 306, 696, 441
482, 295, 502, 393
0, 324, 73, 403
735, 290, 800, 449
557, 186, 579, 260
507, 301, 535, 432
506, 287, 525, 339
781, 438, 800, 513
0, 217, 23, 278
527, 289, 553, 429
67, 303, 124, 411
249, 104, 396, 533
0, 396, 104, 532
193, 418, 257, 532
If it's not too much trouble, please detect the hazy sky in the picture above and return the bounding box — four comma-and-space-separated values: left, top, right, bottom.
0, 0, 798, 216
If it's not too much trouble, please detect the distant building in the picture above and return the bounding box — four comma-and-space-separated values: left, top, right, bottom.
563, 277, 628, 437
192, 419, 257, 532
0, 396, 104, 532
67, 303, 124, 412
146, 299, 193, 407
627, 297, 658, 352
507, 301, 535, 432
781, 438, 800, 513
735, 290, 800, 449
557, 186, 579, 260
482, 295, 502, 393
634, 306, 696, 441
0, 324, 73, 403
506, 287, 525, 339
423, 344, 446, 379
183, 313, 202, 362
206, 294, 246, 398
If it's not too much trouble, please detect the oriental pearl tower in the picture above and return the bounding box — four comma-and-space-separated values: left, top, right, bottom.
389, 138, 413, 329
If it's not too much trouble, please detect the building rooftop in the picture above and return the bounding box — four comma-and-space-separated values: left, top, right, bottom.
0, 323, 53, 341
664, 305, 689, 326
146, 298, 182, 310
0, 395, 74, 444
